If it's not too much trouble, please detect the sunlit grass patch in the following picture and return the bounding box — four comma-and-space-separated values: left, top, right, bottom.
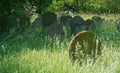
0, 44, 120, 73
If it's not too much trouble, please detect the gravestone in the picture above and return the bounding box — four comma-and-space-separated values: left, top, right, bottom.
32, 14, 42, 28
68, 30, 101, 64
84, 19, 96, 31
46, 23, 65, 39
92, 16, 104, 23
117, 22, 120, 32
42, 12, 57, 27
70, 16, 84, 35
60, 15, 72, 25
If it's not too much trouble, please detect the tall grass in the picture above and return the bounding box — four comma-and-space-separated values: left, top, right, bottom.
0, 14, 120, 73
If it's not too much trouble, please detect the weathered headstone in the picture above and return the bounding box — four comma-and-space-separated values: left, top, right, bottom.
46, 23, 65, 39
42, 12, 57, 27
32, 14, 42, 28
92, 16, 104, 23
117, 22, 120, 32
84, 19, 96, 31
70, 16, 84, 35
68, 30, 101, 63
60, 15, 72, 25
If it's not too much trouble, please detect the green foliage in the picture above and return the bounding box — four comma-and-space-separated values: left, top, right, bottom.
0, 0, 53, 34
0, 0, 27, 16
0, 0, 30, 34
28, 0, 53, 14
49, 0, 120, 13
0, 0, 120, 15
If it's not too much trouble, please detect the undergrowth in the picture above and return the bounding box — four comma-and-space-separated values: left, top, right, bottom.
0, 14, 120, 73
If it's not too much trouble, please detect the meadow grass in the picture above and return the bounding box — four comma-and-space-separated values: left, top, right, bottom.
0, 14, 120, 73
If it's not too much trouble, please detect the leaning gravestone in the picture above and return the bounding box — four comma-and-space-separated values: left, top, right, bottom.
42, 12, 57, 27
84, 19, 96, 31
32, 18, 41, 28
70, 16, 84, 35
60, 15, 72, 25
117, 22, 120, 32
68, 30, 101, 64
46, 23, 65, 39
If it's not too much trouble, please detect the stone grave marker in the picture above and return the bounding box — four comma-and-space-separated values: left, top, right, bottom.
31, 14, 42, 28
68, 30, 101, 64
60, 15, 72, 25
92, 16, 104, 23
42, 12, 57, 27
46, 23, 65, 39
84, 19, 96, 31
70, 16, 84, 35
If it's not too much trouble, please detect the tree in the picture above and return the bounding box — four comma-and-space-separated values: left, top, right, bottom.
0, 0, 53, 33
0, 0, 29, 33
28, 0, 53, 14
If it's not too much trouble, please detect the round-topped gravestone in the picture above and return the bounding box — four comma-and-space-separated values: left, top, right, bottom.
60, 15, 72, 25
68, 30, 101, 63
70, 16, 84, 35
42, 12, 57, 27
84, 19, 96, 31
